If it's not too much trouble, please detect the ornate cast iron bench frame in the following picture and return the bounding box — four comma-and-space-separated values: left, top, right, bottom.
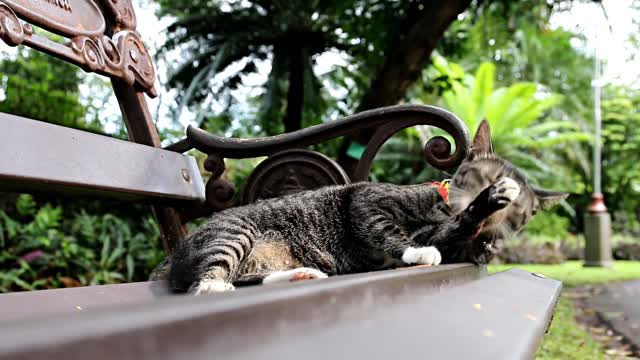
0, 1, 561, 359
164, 104, 471, 233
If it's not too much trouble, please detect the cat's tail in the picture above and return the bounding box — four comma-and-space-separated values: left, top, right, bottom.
148, 257, 171, 281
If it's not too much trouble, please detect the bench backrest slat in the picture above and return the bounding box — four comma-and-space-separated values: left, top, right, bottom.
0, 113, 205, 202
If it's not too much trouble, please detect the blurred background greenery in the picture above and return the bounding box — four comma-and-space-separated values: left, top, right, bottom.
1, 0, 640, 292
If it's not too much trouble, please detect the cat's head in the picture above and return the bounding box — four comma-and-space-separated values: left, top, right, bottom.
447, 120, 568, 264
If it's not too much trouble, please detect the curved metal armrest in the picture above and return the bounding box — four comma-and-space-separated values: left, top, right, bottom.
165, 104, 470, 221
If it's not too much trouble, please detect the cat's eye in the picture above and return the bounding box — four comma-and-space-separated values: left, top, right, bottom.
532, 209, 538, 216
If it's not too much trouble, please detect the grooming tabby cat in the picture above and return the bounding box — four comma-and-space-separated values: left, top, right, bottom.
153, 120, 567, 294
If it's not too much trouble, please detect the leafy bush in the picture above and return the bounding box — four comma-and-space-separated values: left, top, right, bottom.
494, 233, 584, 264
0, 194, 164, 292
495, 237, 567, 264
524, 212, 571, 238
612, 235, 640, 261
432, 59, 590, 189
602, 89, 640, 235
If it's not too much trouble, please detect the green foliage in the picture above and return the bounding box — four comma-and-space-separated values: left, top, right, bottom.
0, 195, 163, 292
496, 25, 594, 189
601, 87, 640, 234
156, 0, 347, 133
156, 0, 477, 135
446, 5, 594, 128
420, 56, 590, 189
525, 212, 571, 238
367, 132, 437, 185
444, 62, 563, 139
489, 260, 640, 288
0, 47, 102, 133
535, 297, 606, 360
435, 7, 596, 233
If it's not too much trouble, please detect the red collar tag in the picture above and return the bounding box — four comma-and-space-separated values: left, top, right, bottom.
426, 180, 451, 203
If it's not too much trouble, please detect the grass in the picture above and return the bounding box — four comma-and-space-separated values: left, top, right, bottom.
488, 261, 640, 360
535, 298, 605, 359
489, 260, 640, 288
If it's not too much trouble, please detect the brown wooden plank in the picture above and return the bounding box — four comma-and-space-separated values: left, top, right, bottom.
0, 264, 479, 324
0, 112, 205, 202
0, 265, 561, 360
0, 281, 172, 324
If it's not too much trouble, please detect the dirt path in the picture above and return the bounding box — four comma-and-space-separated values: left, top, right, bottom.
567, 282, 640, 358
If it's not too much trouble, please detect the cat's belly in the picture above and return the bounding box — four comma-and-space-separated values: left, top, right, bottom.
242, 238, 304, 274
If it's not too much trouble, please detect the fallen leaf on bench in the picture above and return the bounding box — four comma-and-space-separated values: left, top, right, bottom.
482, 329, 494, 337
60, 276, 82, 288
473, 303, 482, 311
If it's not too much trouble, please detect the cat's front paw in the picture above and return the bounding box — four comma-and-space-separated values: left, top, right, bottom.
263, 267, 328, 284
490, 177, 520, 207
192, 279, 235, 295
402, 246, 442, 266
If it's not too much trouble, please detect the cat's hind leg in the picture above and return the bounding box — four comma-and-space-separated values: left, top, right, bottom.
262, 268, 328, 284
232, 268, 328, 288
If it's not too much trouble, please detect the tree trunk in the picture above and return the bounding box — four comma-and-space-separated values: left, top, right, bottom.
337, 0, 473, 176
284, 46, 305, 133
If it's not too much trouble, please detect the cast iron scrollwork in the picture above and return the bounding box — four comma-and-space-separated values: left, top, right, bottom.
175, 153, 236, 223
2, 0, 106, 38
0, 1, 156, 97
67, 31, 156, 96
99, 0, 137, 32
0, 4, 25, 46
112, 30, 155, 92
71, 36, 105, 71
242, 149, 350, 204
166, 104, 470, 219
202, 154, 235, 211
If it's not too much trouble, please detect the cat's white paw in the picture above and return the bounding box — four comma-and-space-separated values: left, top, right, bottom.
263, 267, 328, 284
492, 177, 520, 203
193, 279, 235, 295
402, 246, 442, 266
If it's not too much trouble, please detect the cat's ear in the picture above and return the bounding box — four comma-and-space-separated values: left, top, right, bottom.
533, 188, 569, 209
469, 119, 494, 159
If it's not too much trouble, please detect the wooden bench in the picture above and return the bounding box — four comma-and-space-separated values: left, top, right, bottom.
0, 1, 562, 359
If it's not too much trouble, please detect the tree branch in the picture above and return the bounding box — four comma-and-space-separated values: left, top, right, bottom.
337, 0, 473, 175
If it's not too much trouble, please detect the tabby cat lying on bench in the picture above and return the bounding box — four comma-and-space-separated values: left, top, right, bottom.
152, 120, 567, 294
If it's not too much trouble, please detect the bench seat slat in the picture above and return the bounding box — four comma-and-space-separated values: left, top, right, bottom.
0, 264, 481, 324
0, 266, 561, 360
0, 112, 205, 202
